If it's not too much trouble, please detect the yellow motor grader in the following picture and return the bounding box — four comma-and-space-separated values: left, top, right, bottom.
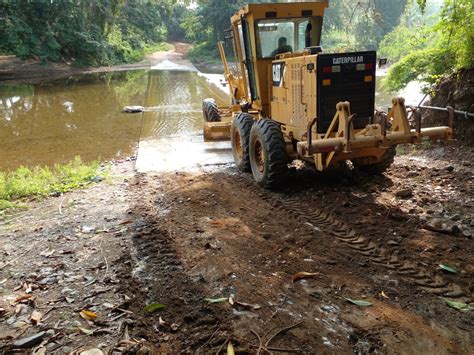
202, 1, 453, 188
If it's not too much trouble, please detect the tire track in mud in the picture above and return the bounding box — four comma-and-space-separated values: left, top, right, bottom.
129, 169, 472, 352
224, 172, 473, 304
151, 172, 373, 352
123, 176, 234, 352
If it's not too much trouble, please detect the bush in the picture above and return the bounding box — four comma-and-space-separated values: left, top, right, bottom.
187, 41, 220, 64
378, 25, 435, 63
107, 26, 144, 64
381, 0, 473, 91
382, 47, 455, 91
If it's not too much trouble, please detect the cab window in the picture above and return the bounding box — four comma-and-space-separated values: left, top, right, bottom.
256, 18, 310, 59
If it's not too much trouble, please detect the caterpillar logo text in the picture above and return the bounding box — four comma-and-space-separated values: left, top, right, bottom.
332, 56, 364, 65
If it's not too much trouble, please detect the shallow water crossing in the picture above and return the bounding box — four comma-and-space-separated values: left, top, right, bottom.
0, 69, 227, 171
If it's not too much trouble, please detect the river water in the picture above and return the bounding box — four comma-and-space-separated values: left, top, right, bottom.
0, 70, 227, 171
0, 69, 421, 171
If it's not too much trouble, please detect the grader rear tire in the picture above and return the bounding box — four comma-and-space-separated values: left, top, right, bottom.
357, 146, 396, 174
231, 113, 254, 172
202, 98, 221, 122
249, 119, 289, 189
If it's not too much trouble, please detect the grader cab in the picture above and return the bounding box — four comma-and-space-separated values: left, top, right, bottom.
202, 1, 453, 188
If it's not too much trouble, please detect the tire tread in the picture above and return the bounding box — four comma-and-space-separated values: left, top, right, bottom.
202, 98, 221, 122
357, 146, 396, 174
231, 112, 254, 172
249, 119, 289, 188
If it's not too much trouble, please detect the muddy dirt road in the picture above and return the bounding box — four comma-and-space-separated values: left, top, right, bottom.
125, 144, 473, 354
1, 144, 473, 354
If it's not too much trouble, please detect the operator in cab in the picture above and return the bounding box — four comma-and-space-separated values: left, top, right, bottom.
271, 37, 293, 57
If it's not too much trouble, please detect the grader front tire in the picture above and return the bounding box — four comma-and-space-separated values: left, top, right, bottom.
231, 113, 254, 172
249, 119, 289, 189
202, 98, 221, 122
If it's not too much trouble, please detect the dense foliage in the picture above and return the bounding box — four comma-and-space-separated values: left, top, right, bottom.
322, 0, 407, 52
0, 0, 471, 92
0, 1, 171, 65
184, 0, 472, 93
182, 0, 408, 62
381, 0, 473, 91
182, 0, 273, 62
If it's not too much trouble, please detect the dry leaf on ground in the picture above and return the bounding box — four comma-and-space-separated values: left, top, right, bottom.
233, 301, 261, 311
79, 349, 104, 355
31, 310, 42, 324
204, 297, 228, 304
292, 272, 319, 282
80, 310, 98, 321
210, 220, 225, 226
15, 294, 33, 303
227, 342, 235, 355
78, 327, 95, 335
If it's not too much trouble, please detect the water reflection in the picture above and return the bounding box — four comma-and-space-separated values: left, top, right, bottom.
0, 70, 227, 171
142, 71, 226, 138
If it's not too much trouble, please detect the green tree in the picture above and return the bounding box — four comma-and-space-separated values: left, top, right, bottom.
378, 1, 438, 63
321, 0, 407, 51
383, 0, 473, 91
0, 0, 171, 65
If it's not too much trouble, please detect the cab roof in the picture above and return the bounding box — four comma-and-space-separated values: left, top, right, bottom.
231, 1, 329, 23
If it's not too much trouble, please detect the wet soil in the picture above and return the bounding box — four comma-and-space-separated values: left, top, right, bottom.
1, 143, 473, 354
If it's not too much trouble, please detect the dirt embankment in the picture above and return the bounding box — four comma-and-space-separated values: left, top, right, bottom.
1, 144, 473, 354
424, 68, 474, 144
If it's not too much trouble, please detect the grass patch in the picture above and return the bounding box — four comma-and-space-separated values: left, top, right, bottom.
0, 157, 104, 211
0, 199, 16, 211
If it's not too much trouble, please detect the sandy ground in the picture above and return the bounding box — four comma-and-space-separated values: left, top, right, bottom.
0, 143, 473, 354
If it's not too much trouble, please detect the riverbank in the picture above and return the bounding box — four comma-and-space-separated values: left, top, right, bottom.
0, 42, 194, 85
0, 157, 105, 212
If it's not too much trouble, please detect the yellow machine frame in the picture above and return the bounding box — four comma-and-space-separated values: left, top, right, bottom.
203, 1, 453, 173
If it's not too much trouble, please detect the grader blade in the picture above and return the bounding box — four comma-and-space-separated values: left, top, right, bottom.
203, 121, 231, 142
